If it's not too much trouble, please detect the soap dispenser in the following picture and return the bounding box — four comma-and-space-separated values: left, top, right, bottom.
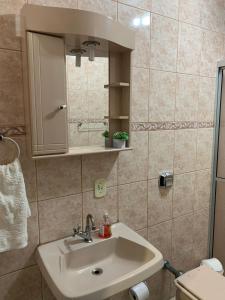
99, 212, 112, 238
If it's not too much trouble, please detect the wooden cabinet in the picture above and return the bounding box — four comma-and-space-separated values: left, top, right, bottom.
22, 5, 135, 158
27, 32, 68, 156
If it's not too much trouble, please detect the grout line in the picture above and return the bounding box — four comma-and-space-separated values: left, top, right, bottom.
148, 218, 173, 230
148, 210, 197, 230
175, 17, 180, 76
193, 128, 199, 214
36, 191, 83, 202
116, 153, 119, 222
117, 179, 148, 188
81, 155, 84, 229
175, 15, 179, 75
0, 264, 37, 280
40, 273, 44, 300
149, 67, 216, 79
131, 65, 216, 80
0, 47, 22, 53
34, 160, 41, 246
147, 129, 150, 228
148, 12, 152, 123
135, 226, 148, 232
171, 128, 176, 227
37, 186, 121, 204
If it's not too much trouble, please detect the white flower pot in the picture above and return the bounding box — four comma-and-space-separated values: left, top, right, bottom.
113, 139, 126, 149
105, 138, 110, 148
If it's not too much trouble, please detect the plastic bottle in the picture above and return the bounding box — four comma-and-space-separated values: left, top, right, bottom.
98, 212, 112, 238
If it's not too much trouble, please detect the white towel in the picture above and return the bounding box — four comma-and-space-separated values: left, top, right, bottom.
0, 158, 31, 252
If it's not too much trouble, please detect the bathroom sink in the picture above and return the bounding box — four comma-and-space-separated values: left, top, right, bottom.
36, 222, 163, 300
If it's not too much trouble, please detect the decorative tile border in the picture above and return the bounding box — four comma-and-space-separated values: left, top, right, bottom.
69, 119, 214, 131
0, 121, 214, 137
130, 121, 214, 131
0, 125, 26, 137
198, 121, 215, 128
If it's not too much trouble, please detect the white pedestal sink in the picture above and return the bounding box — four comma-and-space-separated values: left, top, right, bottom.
36, 222, 164, 300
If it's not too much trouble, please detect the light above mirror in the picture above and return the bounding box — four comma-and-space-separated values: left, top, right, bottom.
70, 41, 102, 67
83, 40, 100, 62
70, 49, 86, 67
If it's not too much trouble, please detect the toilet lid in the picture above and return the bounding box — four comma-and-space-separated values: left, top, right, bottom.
176, 265, 225, 300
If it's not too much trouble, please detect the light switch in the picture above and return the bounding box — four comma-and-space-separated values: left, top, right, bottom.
95, 178, 107, 198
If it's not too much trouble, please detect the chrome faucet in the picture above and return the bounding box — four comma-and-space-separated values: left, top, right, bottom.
73, 214, 96, 243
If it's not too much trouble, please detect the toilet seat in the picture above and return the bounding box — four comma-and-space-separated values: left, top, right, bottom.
175, 265, 225, 300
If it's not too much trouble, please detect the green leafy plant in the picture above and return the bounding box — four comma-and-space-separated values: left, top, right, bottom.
102, 130, 109, 138
113, 131, 129, 141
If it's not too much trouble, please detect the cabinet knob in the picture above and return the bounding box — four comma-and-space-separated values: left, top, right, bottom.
59, 104, 67, 110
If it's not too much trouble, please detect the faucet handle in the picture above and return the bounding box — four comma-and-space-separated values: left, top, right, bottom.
73, 224, 81, 236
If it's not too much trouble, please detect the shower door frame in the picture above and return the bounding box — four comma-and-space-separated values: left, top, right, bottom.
209, 60, 225, 257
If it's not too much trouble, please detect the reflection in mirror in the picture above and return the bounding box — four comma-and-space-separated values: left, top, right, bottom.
66, 55, 109, 147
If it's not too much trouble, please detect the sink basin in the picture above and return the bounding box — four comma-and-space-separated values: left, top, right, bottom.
36, 222, 163, 300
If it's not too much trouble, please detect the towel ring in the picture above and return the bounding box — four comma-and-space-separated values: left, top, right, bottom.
0, 135, 20, 158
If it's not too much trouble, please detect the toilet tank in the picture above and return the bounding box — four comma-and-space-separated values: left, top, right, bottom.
175, 281, 197, 300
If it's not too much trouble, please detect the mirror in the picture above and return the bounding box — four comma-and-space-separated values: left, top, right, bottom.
66, 54, 109, 148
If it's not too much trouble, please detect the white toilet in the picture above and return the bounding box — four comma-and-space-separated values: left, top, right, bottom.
175, 265, 225, 300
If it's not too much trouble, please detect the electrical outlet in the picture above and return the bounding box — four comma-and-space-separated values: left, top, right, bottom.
95, 178, 107, 198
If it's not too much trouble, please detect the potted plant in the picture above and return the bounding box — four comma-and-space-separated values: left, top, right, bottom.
112, 131, 128, 149
102, 130, 110, 147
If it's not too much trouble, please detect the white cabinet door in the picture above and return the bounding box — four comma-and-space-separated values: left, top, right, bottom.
27, 32, 68, 156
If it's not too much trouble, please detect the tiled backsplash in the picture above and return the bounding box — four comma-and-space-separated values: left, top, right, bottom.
0, 0, 222, 299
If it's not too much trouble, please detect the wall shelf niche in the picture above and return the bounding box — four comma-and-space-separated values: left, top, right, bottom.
104, 116, 129, 120
104, 82, 130, 88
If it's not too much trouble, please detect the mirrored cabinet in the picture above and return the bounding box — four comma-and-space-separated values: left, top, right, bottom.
21, 5, 135, 158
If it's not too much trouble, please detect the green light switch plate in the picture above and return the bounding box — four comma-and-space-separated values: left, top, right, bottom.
95, 178, 107, 198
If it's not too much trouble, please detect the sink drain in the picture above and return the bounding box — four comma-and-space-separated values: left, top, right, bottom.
91, 268, 103, 275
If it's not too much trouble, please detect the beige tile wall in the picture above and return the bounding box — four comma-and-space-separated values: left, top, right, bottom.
0, 0, 221, 299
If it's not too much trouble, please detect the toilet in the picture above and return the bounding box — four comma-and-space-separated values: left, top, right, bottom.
175, 265, 225, 300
